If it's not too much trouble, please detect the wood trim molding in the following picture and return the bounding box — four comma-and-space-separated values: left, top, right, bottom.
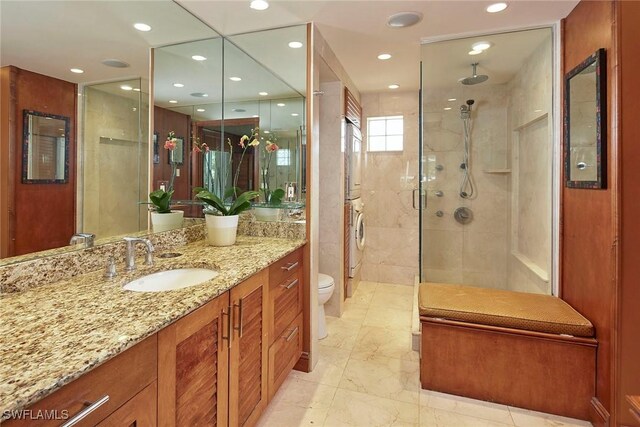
293, 351, 310, 373
590, 397, 611, 427
0, 66, 17, 257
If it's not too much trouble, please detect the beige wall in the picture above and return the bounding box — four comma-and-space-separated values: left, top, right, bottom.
507, 34, 553, 294
82, 85, 149, 239
318, 80, 345, 315
361, 91, 420, 286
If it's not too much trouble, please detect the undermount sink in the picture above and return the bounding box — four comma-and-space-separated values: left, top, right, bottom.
123, 268, 218, 292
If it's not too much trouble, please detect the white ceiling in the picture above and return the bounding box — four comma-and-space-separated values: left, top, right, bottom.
178, 0, 579, 93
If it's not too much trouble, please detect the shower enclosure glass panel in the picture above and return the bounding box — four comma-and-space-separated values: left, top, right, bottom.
419, 27, 554, 295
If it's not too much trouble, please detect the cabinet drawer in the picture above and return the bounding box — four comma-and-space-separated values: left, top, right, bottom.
269, 269, 302, 345
269, 248, 302, 287
267, 313, 303, 401
97, 381, 157, 427
4, 335, 157, 427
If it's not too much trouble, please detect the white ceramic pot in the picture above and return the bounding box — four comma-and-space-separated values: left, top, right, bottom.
151, 210, 184, 232
253, 207, 281, 222
205, 214, 239, 246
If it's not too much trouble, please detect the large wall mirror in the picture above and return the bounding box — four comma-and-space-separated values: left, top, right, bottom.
1, 0, 307, 264
564, 48, 606, 189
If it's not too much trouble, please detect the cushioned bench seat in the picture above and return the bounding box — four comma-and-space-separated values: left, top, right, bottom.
418, 282, 597, 421
419, 282, 594, 337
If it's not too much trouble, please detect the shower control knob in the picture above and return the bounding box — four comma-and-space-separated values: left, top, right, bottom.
460, 163, 467, 170
435, 191, 444, 197
435, 210, 444, 217
435, 164, 444, 171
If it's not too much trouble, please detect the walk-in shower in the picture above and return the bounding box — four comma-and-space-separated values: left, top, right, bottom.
419, 27, 555, 295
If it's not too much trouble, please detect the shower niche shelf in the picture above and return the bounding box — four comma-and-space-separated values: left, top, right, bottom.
482, 169, 511, 174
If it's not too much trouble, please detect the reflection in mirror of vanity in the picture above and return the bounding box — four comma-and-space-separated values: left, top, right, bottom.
1, 0, 307, 263
153, 26, 307, 222
23, 111, 70, 183
565, 48, 606, 189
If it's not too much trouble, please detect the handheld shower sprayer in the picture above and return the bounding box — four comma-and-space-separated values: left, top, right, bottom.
459, 99, 476, 199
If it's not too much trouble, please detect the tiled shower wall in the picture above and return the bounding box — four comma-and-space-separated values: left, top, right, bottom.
361, 91, 420, 286
423, 85, 510, 289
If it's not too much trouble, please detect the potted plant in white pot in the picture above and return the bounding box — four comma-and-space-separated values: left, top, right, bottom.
194, 188, 259, 246
149, 131, 183, 232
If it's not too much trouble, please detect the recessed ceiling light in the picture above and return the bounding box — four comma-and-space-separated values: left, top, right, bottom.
102, 59, 130, 68
252, 115, 259, 118
133, 23, 152, 32
444, 107, 452, 111
173, 83, 184, 88
263, 130, 270, 134
169, 100, 178, 104
472, 41, 492, 51
291, 113, 299, 117
70, 68, 84, 74
192, 55, 207, 61
486, 2, 508, 13
233, 108, 247, 112
277, 103, 286, 107
250, 0, 269, 10
388, 84, 400, 89
229, 76, 242, 82
259, 92, 268, 96
133, 88, 141, 92
468, 50, 482, 56
377, 53, 392, 60
448, 98, 457, 102
288, 41, 303, 49
387, 11, 423, 28
197, 108, 206, 112
120, 85, 133, 91
191, 92, 209, 98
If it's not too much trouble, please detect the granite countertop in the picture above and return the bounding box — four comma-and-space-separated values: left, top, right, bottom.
0, 236, 305, 415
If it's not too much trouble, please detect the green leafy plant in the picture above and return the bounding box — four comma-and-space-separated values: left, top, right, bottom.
194, 187, 259, 216
150, 189, 174, 214
266, 188, 285, 205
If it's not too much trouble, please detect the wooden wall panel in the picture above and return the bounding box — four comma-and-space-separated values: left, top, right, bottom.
153, 106, 191, 201
13, 68, 77, 256
0, 66, 16, 257
616, 1, 640, 425
562, 0, 616, 422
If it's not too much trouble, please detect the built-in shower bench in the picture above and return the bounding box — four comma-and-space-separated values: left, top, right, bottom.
418, 282, 597, 420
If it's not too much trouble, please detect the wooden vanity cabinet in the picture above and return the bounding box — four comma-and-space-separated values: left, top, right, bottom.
3, 335, 158, 427
229, 270, 269, 427
158, 291, 230, 427
97, 381, 157, 427
267, 248, 304, 400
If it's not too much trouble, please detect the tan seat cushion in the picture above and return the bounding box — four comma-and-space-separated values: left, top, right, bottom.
419, 282, 594, 337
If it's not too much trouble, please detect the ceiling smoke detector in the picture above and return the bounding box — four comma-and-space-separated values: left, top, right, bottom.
387, 12, 423, 28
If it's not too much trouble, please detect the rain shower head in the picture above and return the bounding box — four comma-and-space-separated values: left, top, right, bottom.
459, 63, 489, 85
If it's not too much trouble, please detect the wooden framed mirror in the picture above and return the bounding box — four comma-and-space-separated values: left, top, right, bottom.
564, 48, 606, 189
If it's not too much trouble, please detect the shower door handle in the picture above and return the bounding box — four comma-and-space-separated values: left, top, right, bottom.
412, 189, 427, 210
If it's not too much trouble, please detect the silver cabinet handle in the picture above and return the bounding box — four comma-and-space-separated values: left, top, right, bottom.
222, 306, 232, 343
283, 326, 299, 342
61, 395, 109, 427
280, 261, 299, 271
233, 299, 244, 338
282, 278, 299, 290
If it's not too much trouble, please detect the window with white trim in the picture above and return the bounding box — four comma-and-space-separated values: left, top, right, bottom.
366, 115, 403, 152
276, 148, 291, 166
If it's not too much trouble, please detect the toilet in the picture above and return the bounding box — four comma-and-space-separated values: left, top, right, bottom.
318, 273, 335, 339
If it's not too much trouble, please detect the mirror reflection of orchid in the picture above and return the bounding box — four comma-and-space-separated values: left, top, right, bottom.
232, 128, 260, 198
149, 130, 179, 213
261, 134, 284, 204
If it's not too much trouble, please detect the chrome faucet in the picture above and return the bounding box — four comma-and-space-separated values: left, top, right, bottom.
70, 233, 96, 248
123, 237, 154, 271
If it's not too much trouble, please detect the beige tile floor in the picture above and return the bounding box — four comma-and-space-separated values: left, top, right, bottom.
257, 281, 593, 427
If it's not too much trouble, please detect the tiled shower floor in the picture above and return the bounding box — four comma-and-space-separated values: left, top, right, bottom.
257, 281, 592, 427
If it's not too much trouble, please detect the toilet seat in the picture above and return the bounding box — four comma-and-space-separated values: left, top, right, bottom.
318, 273, 334, 290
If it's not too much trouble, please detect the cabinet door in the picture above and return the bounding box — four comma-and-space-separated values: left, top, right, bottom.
229, 270, 269, 427
97, 381, 157, 427
158, 292, 230, 427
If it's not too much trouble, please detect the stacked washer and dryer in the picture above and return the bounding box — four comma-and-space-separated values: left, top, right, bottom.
346, 122, 365, 285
